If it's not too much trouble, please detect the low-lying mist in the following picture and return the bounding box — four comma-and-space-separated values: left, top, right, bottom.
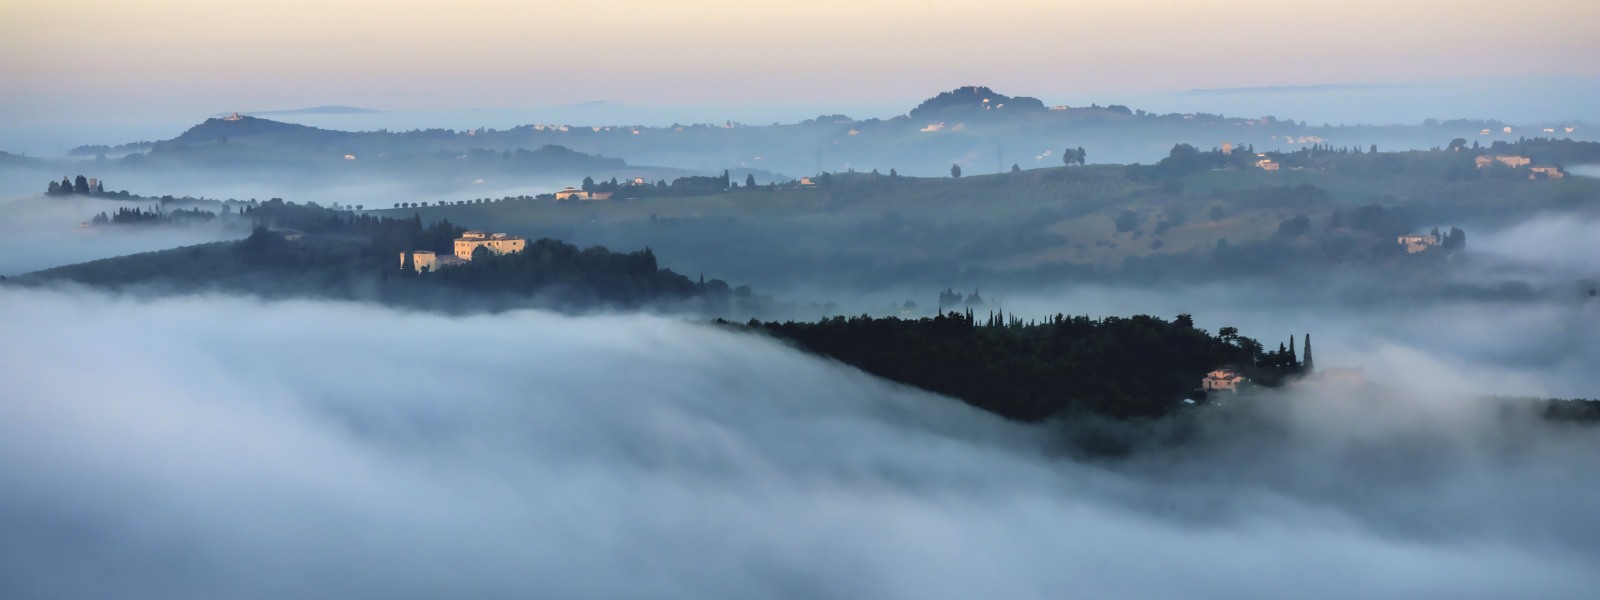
2, 287, 1595, 598
994, 275, 1600, 399
0, 193, 241, 276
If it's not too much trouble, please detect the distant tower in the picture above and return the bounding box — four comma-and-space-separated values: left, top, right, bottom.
1221, 142, 1233, 155
1303, 334, 1314, 372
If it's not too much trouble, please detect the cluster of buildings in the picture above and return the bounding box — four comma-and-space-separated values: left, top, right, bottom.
1202, 369, 1245, 392
552, 179, 653, 201
400, 230, 526, 273
1474, 155, 1564, 179
1199, 366, 1366, 396
554, 187, 612, 201
1398, 234, 1439, 254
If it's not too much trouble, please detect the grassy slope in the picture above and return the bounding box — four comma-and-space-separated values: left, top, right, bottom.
370, 163, 1598, 286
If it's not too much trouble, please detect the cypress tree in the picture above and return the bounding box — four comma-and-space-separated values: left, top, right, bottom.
1289, 335, 1297, 365
1303, 334, 1314, 372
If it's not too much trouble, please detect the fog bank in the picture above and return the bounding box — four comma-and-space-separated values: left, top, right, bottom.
0, 194, 239, 276
2, 287, 1596, 598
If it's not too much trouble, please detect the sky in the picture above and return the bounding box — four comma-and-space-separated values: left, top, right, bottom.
3, 0, 1597, 123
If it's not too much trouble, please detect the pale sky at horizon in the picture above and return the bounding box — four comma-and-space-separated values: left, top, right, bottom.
2, 0, 1597, 123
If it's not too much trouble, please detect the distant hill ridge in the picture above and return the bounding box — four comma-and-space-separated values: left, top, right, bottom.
212, 106, 383, 117
908, 85, 1047, 119
173, 115, 346, 144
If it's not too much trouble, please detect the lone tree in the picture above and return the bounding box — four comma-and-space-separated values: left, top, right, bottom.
745, 173, 756, 188
1011, 163, 1021, 173
1062, 147, 1088, 166
1302, 334, 1314, 372
951, 163, 962, 178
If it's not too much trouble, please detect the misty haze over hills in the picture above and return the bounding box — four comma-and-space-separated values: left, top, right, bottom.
4, 2, 1600, 594
3, 76, 1594, 162
3, 287, 1598, 598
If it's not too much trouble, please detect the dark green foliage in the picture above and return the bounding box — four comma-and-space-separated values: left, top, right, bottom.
1346, 203, 1415, 237
1539, 398, 1600, 423
731, 312, 1303, 421
46, 174, 110, 197
1484, 137, 1600, 166
1114, 209, 1141, 233
424, 241, 698, 306
908, 85, 1046, 120
1126, 143, 1249, 183
1441, 226, 1466, 252
23, 200, 761, 315
1275, 215, 1311, 238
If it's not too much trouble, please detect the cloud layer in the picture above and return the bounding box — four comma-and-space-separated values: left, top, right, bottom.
2, 287, 1597, 599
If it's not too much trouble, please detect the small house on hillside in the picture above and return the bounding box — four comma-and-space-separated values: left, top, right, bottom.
400, 250, 472, 273
554, 187, 612, 201
1528, 166, 1564, 179
1475, 155, 1531, 169
1203, 369, 1245, 392
1398, 234, 1438, 254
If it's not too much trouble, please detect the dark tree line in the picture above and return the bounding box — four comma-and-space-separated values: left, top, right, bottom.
415, 240, 706, 308
222, 199, 776, 313
567, 171, 740, 199
46, 175, 104, 196
727, 311, 1307, 421
90, 206, 222, 227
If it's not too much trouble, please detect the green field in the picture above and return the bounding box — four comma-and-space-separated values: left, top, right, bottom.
370, 162, 1599, 291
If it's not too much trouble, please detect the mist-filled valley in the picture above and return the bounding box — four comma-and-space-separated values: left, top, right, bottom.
3, 287, 1598, 598
5, 2, 1600, 595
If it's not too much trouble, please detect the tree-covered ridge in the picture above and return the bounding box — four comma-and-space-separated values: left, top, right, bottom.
83, 114, 637, 178
46, 174, 105, 196
727, 311, 1307, 421
17, 198, 780, 316
88, 206, 218, 226
908, 85, 1048, 119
